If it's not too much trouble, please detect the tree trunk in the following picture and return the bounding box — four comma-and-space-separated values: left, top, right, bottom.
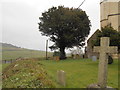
60, 47, 66, 60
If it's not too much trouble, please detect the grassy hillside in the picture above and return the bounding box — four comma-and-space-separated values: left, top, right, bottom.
1, 43, 52, 60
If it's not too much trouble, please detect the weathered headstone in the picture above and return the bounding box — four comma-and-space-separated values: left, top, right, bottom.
108, 55, 113, 64
54, 56, 60, 61
92, 56, 97, 61
71, 48, 83, 59
88, 37, 118, 88
53, 51, 60, 61
57, 70, 66, 86
75, 54, 80, 59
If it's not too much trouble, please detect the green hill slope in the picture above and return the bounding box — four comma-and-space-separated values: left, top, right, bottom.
1, 43, 52, 60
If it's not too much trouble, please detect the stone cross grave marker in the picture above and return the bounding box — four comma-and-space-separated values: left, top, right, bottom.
57, 70, 66, 86
94, 37, 118, 88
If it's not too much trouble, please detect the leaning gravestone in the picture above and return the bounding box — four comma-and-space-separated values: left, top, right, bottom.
92, 56, 97, 61
87, 37, 118, 89
108, 55, 113, 64
57, 70, 66, 86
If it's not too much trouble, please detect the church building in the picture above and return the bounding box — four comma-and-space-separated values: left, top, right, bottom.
100, 0, 120, 31
86, 0, 120, 59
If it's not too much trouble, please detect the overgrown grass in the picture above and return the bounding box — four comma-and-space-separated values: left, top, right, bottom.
2, 64, 10, 70
2, 59, 56, 88
40, 59, 118, 88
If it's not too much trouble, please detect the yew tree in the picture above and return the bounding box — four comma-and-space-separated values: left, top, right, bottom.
38, 6, 91, 59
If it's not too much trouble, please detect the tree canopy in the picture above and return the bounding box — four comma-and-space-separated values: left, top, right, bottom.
38, 6, 91, 59
93, 26, 120, 53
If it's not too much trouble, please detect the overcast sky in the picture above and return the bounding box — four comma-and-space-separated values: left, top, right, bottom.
1, 0, 100, 51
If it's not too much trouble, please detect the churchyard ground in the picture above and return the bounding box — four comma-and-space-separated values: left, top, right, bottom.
39, 59, 118, 88
2, 58, 118, 88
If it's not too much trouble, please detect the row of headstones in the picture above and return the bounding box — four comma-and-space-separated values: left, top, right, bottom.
2, 57, 23, 64
71, 54, 85, 59
2, 59, 13, 64
53, 55, 113, 65
57, 37, 118, 89
53, 54, 90, 61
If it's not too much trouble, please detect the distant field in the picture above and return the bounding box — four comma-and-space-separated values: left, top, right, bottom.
1, 43, 53, 60
2, 50, 52, 60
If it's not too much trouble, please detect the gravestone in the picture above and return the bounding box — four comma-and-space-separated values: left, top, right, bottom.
75, 54, 80, 59
92, 56, 97, 61
53, 51, 60, 61
88, 37, 118, 88
57, 70, 66, 86
71, 48, 83, 59
54, 56, 60, 61
108, 55, 113, 64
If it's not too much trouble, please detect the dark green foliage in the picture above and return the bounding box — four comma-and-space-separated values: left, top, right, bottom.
38, 6, 91, 59
108, 55, 113, 64
53, 51, 60, 57
93, 26, 120, 53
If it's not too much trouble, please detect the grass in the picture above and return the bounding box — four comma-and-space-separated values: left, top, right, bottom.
0, 63, 2, 89
2, 59, 56, 88
2, 64, 11, 70
1, 43, 53, 60
107, 60, 118, 87
39, 59, 118, 88
2, 50, 52, 60
2, 58, 118, 88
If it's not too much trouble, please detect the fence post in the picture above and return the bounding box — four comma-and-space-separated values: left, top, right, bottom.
11, 59, 12, 63
5, 60, 6, 63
